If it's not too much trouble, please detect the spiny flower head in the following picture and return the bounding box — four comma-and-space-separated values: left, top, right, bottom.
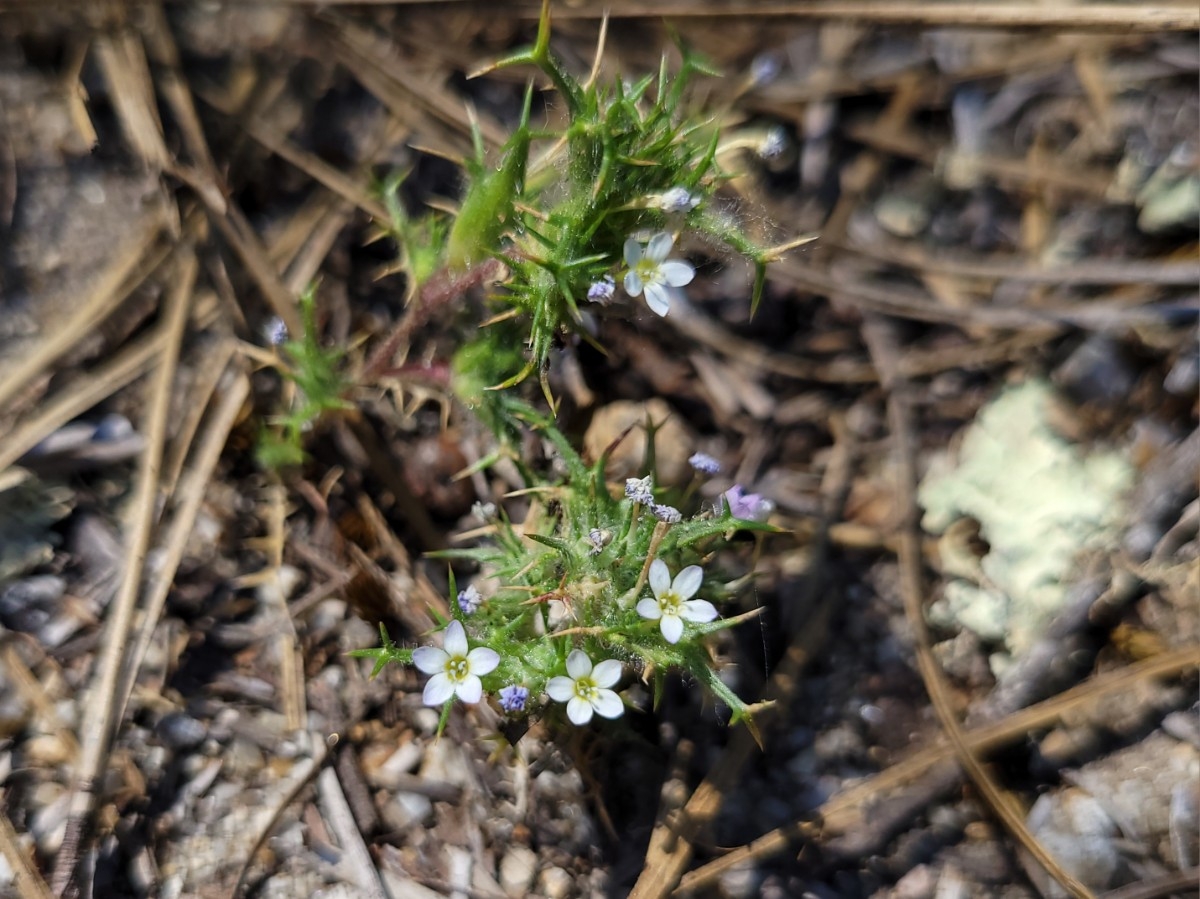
625, 475, 654, 505
688, 452, 721, 474
637, 560, 718, 644
623, 232, 695, 317
498, 684, 529, 713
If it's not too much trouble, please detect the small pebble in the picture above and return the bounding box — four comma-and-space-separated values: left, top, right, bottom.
718, 863, 761, 899
158, 712, 208, 750
538, 865, 572, 899
498, 845, 538, 898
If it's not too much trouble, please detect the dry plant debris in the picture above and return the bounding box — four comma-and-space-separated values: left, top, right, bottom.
0, 3, 1196, 899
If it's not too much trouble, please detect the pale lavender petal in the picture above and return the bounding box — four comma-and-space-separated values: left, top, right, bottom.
659, 260, 694, 287
567, 696, 594, 725
624, 237, 642, 267
649, 559, 671, 597
682, 599, 719, 623
672, 565, 704, 600
412, 646, 448, 674
624, 270, 644, 297
636, 597, 663, 620
592, 690, 624, 719
644, 283, 671, 316
454, 676, 483, 704
565, 649, 592, 679
591, 659, 623, 689
546, 676, 575, 702
647, 231, 674, 262
443, 620, 468, 656
423, 673, 455, 705
660, 614, 684, 644
467, 647, 500, 675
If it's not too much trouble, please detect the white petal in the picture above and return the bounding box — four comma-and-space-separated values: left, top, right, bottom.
565, 649, 592, 679
455, 675, 483, 704
412, 646, 448, 674
591, 689, 625, 719
682, 599, 719, 623
443, 620, 468, 656
646, 232, 674, 262
624, 237, 642, 267
591, 659, 623, 689
644, 283, 671, 316
624, 270, 644, 297
672, 565, 704, 600
660, 614, 684, 644
659, 260, 694, 287
423, 673, 455, 705
636, 597, 663, 620
567, 696, 594, 725
649, 559, 671, 598
546, 676, 575, 702
467, 647, 500, 675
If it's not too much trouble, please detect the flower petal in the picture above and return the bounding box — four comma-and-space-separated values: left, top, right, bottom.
591, 659, 623, 689
646, 232, 674, 262
546, 676, 575, 702
566, 696, 594, 725
423, 673, 455, 705
660, 614, 684, 644
636, 597, 663, 620
649, 559, 671, 597
624, 270, 644, 297
467, 646, 500, 675
412, 646, 448, 674
443, 620, 468, 656
565, 649, 592, 679
659, 260, 695, 287
591, 689, 624, 719
643, 283, 671, 316
454, 675, 483, 704
624, 237, 642, 267
672, 565, 704, 600
682, 599, 719, 623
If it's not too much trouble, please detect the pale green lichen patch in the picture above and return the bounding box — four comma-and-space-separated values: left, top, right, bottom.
919, 380, 1133, 667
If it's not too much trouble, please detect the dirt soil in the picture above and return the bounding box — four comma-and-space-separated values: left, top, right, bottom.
0, 3, 1197, 899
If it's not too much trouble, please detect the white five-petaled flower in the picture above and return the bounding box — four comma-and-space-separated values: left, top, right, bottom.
411, 620, 499, 706
623, 232, 695, 317
637, 560, 719, 644
546, 650, 624, 725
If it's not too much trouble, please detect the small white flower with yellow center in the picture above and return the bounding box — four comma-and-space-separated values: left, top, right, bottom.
623, 232, 695, 317
412, 620, 499, 706
546, 650, 624, 725
637, 560, 718, 644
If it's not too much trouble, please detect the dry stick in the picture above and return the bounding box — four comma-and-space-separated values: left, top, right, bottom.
169, 162, 302, 338
773, 258, 1194, 332
627, 432, 856, 899
0, 326, 168, 473
265, 483, 308, 732
0, 219, 168, 412
676, 644, 1200, 893
1101, 867, 1200, 899
498, 2, 1200, 31
51, 250, 196, 896
114, 364, 250, 726
315, 767, 388, 899
0, 797, 53, 899
860, 313, 1096, 899
92, 26, 170, 169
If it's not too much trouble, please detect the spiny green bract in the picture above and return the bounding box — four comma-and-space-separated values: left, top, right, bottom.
256, 286, 353, 470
